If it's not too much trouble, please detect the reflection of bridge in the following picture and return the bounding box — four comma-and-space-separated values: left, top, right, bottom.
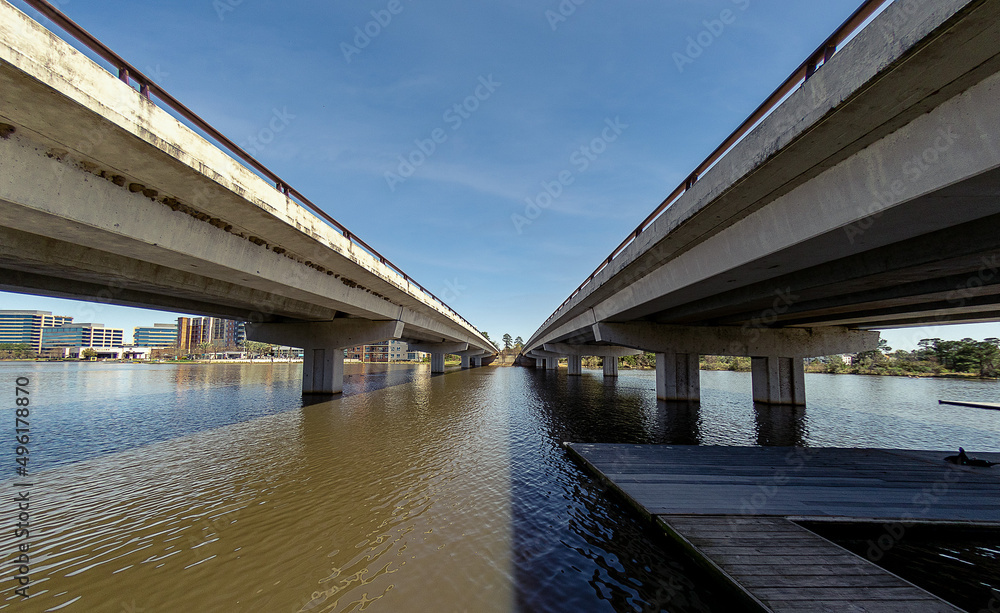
0, 0, 494, 394
525, 0, 1000, 405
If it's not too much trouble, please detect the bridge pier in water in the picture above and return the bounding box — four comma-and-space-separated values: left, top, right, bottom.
751, 356, 806, 406
407, 342, 469, 374
248, 320, 405, 394
602, 357, 618, 377
457, 349, 489, 369
586, 323, 880, 406
567, 355, 582, 376
655, 352, 700, 402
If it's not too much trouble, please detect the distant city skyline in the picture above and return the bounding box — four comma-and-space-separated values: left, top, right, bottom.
2, 291, 998, 352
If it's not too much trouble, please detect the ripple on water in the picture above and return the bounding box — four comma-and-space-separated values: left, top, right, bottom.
1, 364, 996, 611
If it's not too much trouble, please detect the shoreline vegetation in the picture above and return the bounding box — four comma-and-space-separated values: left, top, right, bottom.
579, 336, 1000, 380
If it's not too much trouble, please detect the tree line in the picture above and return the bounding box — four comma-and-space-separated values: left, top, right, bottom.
525, 337, 1000, 379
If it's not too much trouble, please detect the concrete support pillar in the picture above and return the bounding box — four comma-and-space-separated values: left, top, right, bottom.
752, 357, 806, 405
603, 356, 619, 377
460, 354, 471, 369
406, 343, 468, 375
567, 355, 582, 376
546, 356, 560, 370
303, 347, 345, 394
246, 319, 403, 395
656, 352, 700, 402
471, 356, 481, 367
534, 357, 543, 369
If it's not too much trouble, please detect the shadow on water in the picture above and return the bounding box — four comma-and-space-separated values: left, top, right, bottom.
753, 402, 807, 447
510, 368, 742, 612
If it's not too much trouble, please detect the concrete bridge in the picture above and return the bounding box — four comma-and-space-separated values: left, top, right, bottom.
0, 0, 494, 393
525, 0, 1000, 405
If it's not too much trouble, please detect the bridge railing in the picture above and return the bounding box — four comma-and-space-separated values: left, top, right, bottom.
541, 0, 891, 329
20, 0, 483, 339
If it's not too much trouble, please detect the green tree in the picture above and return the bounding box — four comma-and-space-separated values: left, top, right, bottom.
242, 341, 273, 359
0, 343, 36, 360
81, 348, 98, 359
855, 339, 892, 366
502, 334, 513, 350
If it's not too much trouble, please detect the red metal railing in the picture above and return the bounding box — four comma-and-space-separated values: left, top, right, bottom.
21, 0, 482, 336
545, 0, 891, 324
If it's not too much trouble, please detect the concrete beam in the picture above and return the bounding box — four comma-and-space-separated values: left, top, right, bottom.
246, 319, 404, 394
246, 319, 403, 350
406, 342, 469, 355
543, 343, 642, 357
593, 322, 878, 358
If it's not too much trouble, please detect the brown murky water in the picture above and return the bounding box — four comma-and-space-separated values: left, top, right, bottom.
2, 362, 997, 612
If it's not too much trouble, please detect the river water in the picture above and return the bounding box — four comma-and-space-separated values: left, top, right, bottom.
1, 362, 998, 612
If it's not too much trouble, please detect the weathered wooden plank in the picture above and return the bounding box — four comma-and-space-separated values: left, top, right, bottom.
764, 600, 961, 612
566, 444, 978, 613
738, 574, 914, 588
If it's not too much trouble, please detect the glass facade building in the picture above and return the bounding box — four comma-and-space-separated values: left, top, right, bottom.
133, 323, 179, 347
0, 310, 73, 351
42, 323, 124, 349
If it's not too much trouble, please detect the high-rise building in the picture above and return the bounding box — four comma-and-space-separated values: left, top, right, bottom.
176, 317, 246, 352
0, 310, 73, 352
133, 323, 179, 347
42, 323, 124, 349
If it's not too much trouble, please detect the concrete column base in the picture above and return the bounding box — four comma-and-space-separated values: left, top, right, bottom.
567, 355, 582, 376
302, 347, 345, 394
247, 319, 403, 396
431, 352, 445, 373
656, 352, 700, 401
534, 358, 543, 369
546, 356, 559, 370
752, 356, 806, 405
603, 356, 619, 377
471, 356, 481, 367
460, 355, 471, 369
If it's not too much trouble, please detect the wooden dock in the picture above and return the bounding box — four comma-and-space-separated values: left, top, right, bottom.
565, 444, 1000, 612
939, 399, 1000, 410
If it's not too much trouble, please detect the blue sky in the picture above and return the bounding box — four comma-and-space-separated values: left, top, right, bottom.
4, 0, 999, 349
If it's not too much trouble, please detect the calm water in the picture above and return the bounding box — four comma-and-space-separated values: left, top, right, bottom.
1, 362, 998, 612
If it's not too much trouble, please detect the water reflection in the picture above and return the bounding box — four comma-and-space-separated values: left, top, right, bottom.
656, 401, 702, 446
0, 362, 997, 612
753, 403, 807, 447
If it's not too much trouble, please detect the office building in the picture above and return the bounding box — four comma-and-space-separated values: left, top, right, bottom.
346, 340, 415, 362
42, 323, 124, 349
0, 310, 73, 352
133, 323, 179, 347
176, 317, 246, 352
